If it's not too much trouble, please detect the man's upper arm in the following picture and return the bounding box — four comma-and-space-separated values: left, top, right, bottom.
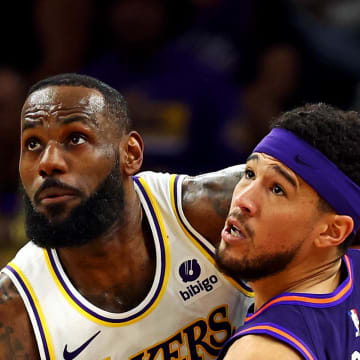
224, 334, 304, 360
0, 272, 39, 358
182, 165, 245, 246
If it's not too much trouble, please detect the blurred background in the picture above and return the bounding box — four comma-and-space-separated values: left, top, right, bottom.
1, 0, 360, 266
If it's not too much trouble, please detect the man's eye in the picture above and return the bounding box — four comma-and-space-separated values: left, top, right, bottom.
272, 184, 285, 195
27, 139, 41, 151
245, 169, 255, 179
69, 134, 87, 145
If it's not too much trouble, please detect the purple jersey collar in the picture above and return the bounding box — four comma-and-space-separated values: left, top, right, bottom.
253, 128, 360, 233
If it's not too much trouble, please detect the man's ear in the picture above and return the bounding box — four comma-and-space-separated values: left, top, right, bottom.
120, 131, 144, 176
315, 214, 354, 248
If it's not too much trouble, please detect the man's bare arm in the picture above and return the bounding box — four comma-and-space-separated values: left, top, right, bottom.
224, 334, 303, 360
182, 164, 245, 246
0, 272, 39, 359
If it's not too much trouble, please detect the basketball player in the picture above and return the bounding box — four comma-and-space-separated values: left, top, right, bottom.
216, 103, 360, 359
0, 73, 253, 359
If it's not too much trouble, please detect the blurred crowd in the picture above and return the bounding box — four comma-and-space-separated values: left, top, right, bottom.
1, 0, 360, 266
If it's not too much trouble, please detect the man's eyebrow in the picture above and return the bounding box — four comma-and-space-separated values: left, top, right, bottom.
272, 165, 297, 188
22, 119, 42, 132
60, 116, 99, 127
246, 153, 297, 188
246, 154, 259, 162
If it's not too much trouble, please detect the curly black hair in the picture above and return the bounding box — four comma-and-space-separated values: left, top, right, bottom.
271, 103, 360, 250
27, 73, 131, 133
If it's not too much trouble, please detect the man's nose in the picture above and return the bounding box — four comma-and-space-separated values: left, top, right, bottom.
38, 142, 68, 178
232, 182, 259, 217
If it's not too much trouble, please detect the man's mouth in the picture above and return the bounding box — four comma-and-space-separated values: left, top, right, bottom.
229, 224, 245, 238
40, 194, 76, 205
221, 218, 250, 245
37, 187, 79, 206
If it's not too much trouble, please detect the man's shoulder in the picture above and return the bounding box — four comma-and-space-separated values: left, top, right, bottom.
223, 334, 303, 360
0, 272, 39, 357
0, 271, 21, 305
134, 171, 186, 200
0, 272, 29, 324
135, 171, 180, 183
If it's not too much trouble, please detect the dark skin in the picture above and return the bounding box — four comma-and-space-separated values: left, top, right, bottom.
0, 86, 243, 358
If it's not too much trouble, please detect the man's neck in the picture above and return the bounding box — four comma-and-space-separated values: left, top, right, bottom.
56, 187, 156, 312
250, 256, 343, 311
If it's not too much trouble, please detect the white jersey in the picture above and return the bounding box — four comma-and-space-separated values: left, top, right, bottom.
2, 172, 253, 360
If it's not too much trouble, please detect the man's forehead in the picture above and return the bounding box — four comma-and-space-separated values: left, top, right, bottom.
23, 86, 106, 114
247, 152, 284, 165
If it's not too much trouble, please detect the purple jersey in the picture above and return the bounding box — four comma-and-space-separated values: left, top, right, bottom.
217, 249, 360, 360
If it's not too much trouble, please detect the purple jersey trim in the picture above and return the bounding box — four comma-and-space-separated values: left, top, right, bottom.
245, 254, 353, 323
235, 322, 317, 360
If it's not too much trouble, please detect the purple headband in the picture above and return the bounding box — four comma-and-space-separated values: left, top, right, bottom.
253, 128, 360, 234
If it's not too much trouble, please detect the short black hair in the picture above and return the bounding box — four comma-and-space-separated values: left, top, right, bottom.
27, 73, 131, 132
271, 103, 360, 250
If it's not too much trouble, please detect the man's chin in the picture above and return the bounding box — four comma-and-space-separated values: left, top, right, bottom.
216, 240, 243, 264
214, 246, 242, 279
44, 212, 71, 225
38, 200, 77, 221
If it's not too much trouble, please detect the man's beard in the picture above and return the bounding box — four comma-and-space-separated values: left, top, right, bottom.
215, 241, 302, 283
23, 161, 125, 249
